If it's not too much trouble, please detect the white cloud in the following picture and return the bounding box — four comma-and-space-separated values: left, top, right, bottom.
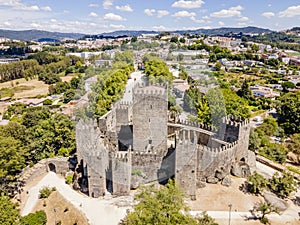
210, 5, 243, 18
202, 15, 209, 19
110, 24, 125, 29
157, 10, 169, 18
172, 0, 205, 9
116, 5, 133, 12
103, 13, 125, 21
3, 21, 11, 26
41, 6, 51, 12
89, 12, 98, 17
278, 5, 300, 18
153, 25, 166, 31
144, 9, 156, 16
63, 10, 69, 14
50, 19, 57, 23
172, 10, 196, 18
0, 0, 41, 11
144, 9, 169, 18
190, 17, 204, 23
218, 21, 224, 26
261, 12, 275, 18
103, 0, 113, 9
88, 3, 99, 8
238, 16, 249, 22
30, 22, 41, 28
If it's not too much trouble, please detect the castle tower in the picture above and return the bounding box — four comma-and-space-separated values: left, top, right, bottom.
175, 129, 198, 200
132, 84, 168, 153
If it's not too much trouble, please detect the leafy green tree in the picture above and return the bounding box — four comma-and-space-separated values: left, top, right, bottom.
253, 201, 279, 224
237, 80, 252, 100
281, 81, 295, 91
270, 171, 298, 198
249, 129, 261, 151
20, 210, 47, 225
247, 172, 268, 194
121, 180, 218, 225
0, 195, 20, 225
277, 91, 300, 134
259, 143, 288, 164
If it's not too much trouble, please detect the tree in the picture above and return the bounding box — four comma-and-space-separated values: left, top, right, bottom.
0, 196, 20, 225
121, 180, 218, 225
237, 80, 252, 100
270, 171, 298, 198
247, 172, 268, 194
281, 81, 295, 91
20, 210, 47, 225
253, 201, 279, 224
276, 91, 300, 134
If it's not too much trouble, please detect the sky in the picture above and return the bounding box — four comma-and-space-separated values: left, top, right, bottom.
0, 0, 300, 34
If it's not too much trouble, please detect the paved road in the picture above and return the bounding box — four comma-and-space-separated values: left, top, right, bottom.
122, 71, 144, 102
21, 172, 129, 225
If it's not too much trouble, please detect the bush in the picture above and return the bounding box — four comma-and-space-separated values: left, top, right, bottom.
65, 174, 73, 185
20, 210, 47, 225
39, 187, 56, 199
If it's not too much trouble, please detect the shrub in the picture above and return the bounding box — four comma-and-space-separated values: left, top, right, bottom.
20, 210, 47, 225
39, 187, 56, 199
65, 174, 73, 185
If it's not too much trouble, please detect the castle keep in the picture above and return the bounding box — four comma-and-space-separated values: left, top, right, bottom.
75, 83, 254, 199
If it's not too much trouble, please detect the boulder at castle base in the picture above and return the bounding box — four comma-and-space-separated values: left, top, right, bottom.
263, 191, 289, 211
207, 177, 218, 184
231, 162, 251, 178
221, 176, 232, 187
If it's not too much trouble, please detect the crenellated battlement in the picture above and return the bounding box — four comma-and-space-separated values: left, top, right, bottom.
199, 140, 238, 153
133, 83, 168, 100
178, 119, 217, 132
114, 101, 132, 110
222, 114, 250, 127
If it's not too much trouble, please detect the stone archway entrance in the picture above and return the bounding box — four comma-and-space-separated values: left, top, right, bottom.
48, 163, 56, 173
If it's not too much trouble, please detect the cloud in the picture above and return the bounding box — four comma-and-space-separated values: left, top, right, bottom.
278, 5, 300, 18
172, 10, 196, 18
238, 16, 249, 22
116, 5, 133, 12
103, 13, 125, 21
88, 3, 99, 8
41, 6, 51, 12
89, 12, 98, 17
144, 9, 156, 16
153, 25, 166, 31
172, 0, 205, 9
3, 21, 11, 26
144, 9, 169, 18
261, 12, 275, 18
157, 10, 169, 18
218, 21, 224, 26
0, 0, 40, 11
110, 24, 125, 29
103, 0, 113, 9
210, 5, 243, 18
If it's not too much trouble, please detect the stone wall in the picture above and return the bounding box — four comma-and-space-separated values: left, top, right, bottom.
20, 157, 69, 185
112, 151, 131, 195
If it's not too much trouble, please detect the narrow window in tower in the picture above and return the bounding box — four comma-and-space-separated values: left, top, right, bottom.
149, 118, 150, 122
150, 105, 152, 109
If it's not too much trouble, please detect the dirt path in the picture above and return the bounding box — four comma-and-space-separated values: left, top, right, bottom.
21, 172, 129, 225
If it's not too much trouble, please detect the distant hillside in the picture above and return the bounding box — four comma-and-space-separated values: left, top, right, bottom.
100, 30, 158, 37
99, 26, 272, 37
0, 29, 85, 41
0, 26, 273, 41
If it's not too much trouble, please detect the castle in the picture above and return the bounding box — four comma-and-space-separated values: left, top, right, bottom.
75, 83, 255, 200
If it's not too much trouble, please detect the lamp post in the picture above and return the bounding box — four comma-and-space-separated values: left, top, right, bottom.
54, 208, 56, 225
228, 203, 232, 225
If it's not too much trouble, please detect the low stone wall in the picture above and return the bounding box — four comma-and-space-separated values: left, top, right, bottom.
256, 155, 300, 180
19, 157, 70, 185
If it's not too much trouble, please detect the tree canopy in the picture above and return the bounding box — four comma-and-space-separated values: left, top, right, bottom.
121, 180, 218, 225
